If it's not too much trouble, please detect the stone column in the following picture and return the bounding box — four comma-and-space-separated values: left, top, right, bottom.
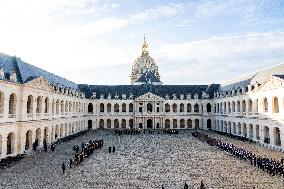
280, 129, 284, 149
32, 98, 37, 120
2, 135, 7, 158
268, 98, 273, 115
269, 127, 275, 147
279, 97, 284, 116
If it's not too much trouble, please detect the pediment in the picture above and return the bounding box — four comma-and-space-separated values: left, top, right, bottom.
258, 76, 284, 91
136, 92, 164, 101
25, 76, 53, 92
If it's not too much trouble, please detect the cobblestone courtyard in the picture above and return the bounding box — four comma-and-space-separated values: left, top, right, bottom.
0, 130, 284, 189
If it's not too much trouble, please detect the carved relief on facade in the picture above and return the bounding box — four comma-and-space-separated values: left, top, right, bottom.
259, 76, 284, 91
136, 92, 164, 101
25, 76, 53, 92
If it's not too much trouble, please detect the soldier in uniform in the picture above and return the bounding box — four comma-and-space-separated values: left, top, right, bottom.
62, 162, 66, 174
184, 182, 188, 189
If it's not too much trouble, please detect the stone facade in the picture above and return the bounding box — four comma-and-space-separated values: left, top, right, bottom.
212, 75, 284, 151
0, 76, 90, 159
0, 39, 284, 160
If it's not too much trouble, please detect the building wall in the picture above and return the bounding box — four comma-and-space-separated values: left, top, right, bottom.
211, 78, 284, 151
2, 75, 284, 159
0, 79, 90, 159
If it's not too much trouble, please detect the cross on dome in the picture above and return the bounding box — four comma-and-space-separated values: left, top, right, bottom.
142, 34, 149, 55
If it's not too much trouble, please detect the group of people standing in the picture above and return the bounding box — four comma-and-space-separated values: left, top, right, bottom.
114, 129, 141, 135
113, 129, 180, 136
192, 131, 284, 178
62, 139, 104, 173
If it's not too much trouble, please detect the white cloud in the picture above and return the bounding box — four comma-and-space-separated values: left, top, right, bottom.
153, 32, 284, 84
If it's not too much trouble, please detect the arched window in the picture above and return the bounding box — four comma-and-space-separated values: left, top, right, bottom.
25, 130, 32, 149
121, 119, 126, 128
207, 119, 212, 129
274, 127, 281, 146
172, 104, 177, 113
180, 119, 185, 128
242, 100, 246, 112
9, 93, 16, 115
65, 101, 69, 113
88, 103, 93, 113
36, 96, 42, 114
114, 119, 119, 128
56, 100, 60, 115
194, 103, 199, 113
69, 102, 72, 112
187, 119, 192, 128
129, 103, 133, 113
248, 99, 252, 112
107, 103, 111, 113
114, 103, 119, 112
122, 103, 126, 113
99, 119, 104, 128
6, 132, 15, 155
237, 101, 240, 112
147, 103, 153, 112
187, 103, 192, 113
165, 103, 170, 113
129, 119, 134, 128
27, 95, 33, 114
180, 103, 184, 112
195, 119, 199, 129
100, 103, 104, 113
107, 119, 111, 128
232, 101, 235, 112
264, 126, 270, 144
173, 119, 177, 128
52, 100, 55, 115
44, 98, 49, 113
165, 119, 170, 128
273, 97, 279, 113
263, 97, 268, 112
61, 100, 64, 113
255, 125, 260, 140
206, 103, 211, 113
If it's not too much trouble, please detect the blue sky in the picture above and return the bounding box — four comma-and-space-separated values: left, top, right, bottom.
0, 0, 284, 85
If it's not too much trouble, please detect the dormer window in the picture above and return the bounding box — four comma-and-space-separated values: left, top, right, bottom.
0, 68, 4, 79
9, 70, 17, 82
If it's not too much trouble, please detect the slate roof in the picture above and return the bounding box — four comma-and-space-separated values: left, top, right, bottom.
78, 84, 220, 99
273, 74, 284, 80
136, 70, 161, 83
0, 53, 78, 89
221, 63, 284, 91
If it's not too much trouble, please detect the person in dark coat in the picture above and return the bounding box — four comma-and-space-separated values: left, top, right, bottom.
62, 162, 66, 174
51, 143, 55, 152
113, 146, 115, 153
200, 180, 205, 189
109, 146, 112, 153
69, 159, 73, 168
184, 182, 188, 189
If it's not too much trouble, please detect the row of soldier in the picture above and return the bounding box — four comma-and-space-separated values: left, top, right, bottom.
113, 129, 180, 136
62, 139, 104, 173
114, 129, 141, 135
192, 131, 284, 178
216, 139, 284, 177
161, 181, 205, 189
